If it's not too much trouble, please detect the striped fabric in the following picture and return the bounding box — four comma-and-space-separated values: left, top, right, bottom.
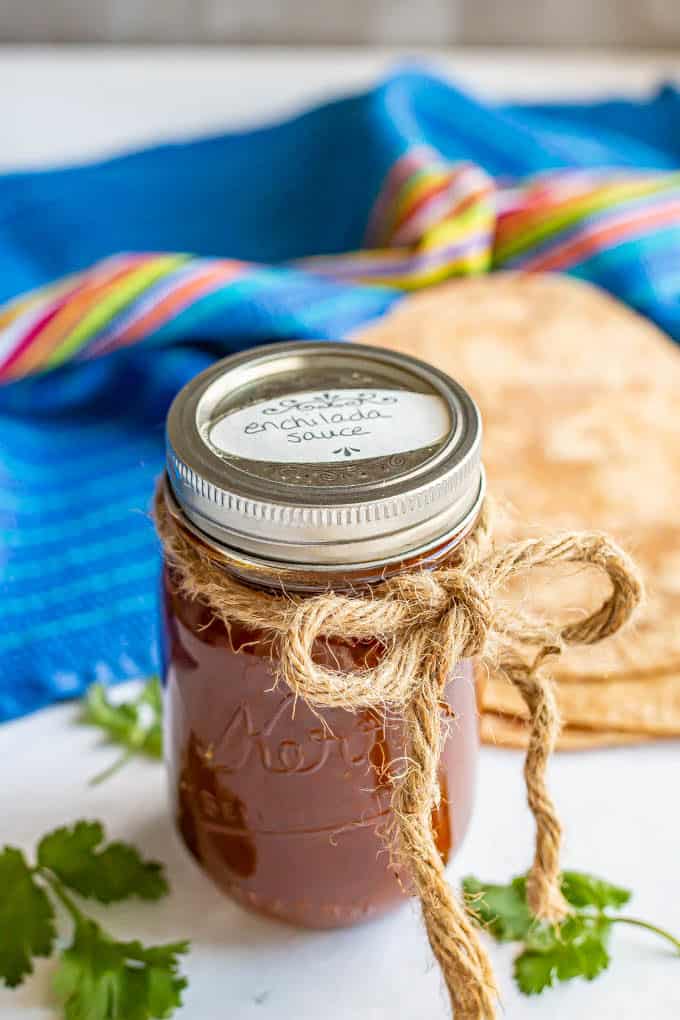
2, 69, 680, 721
0, 255, 246, 382
4, 157, 680, 380
303, 151, 680, 299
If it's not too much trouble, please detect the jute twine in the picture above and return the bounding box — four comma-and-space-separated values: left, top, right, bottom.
154, 482, 643, 1019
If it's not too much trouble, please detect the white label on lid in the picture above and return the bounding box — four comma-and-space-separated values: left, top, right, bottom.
207, 388, 450, 464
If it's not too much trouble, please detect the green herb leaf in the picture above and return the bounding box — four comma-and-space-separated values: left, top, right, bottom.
515, 916, 612, 993
80, 678, 163, 783
513, 950, 556, 995
81, 678, 163, 758
1, 821, 188, 1019
53, 917, 189, 1020
38, 821, 168, 904
0, 847, 56, 987
462, 869, 674, 999
462, 876, 534, 942
561, 871, 631, 911
84, 680, 162, 748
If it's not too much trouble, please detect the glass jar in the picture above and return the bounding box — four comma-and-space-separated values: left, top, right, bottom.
160, 341, 484, 929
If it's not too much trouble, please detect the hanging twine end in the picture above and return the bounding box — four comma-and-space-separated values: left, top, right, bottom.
526, 870, 570, 924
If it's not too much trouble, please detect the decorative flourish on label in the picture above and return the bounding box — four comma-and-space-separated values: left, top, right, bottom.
260, 391, 399, 415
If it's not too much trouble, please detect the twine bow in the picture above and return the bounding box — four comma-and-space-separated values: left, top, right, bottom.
155, 482, 643, 1020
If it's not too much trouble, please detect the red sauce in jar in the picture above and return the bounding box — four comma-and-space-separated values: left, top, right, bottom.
162, 550, 480, 929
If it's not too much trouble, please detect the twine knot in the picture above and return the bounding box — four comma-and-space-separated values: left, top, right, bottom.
154, 481, 643, 1020
436, 569, 493, 659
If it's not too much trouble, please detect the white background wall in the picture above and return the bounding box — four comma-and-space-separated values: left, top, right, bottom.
1, 0, 679, 46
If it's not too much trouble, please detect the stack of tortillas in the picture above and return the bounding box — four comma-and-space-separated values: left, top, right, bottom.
357, 272, 680, 750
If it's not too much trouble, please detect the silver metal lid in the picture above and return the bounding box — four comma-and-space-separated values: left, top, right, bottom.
166, 341, 483, 567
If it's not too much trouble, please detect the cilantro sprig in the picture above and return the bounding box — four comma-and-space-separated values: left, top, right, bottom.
464, 870, 680, 995
80, 678, 163, 784
0, 821, 189, 1019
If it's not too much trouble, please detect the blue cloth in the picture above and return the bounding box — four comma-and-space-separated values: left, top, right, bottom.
1, 69, 680, 722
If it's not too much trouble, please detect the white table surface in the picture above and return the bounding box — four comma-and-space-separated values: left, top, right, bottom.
1, 46, 679, 1020
3, 45, 680, 170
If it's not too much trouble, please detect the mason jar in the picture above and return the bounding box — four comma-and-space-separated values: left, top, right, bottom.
160, 340, 484, 929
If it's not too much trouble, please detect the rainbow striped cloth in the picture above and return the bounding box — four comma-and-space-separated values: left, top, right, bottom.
2, 69, 680, 720
3, 159, 680, 381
